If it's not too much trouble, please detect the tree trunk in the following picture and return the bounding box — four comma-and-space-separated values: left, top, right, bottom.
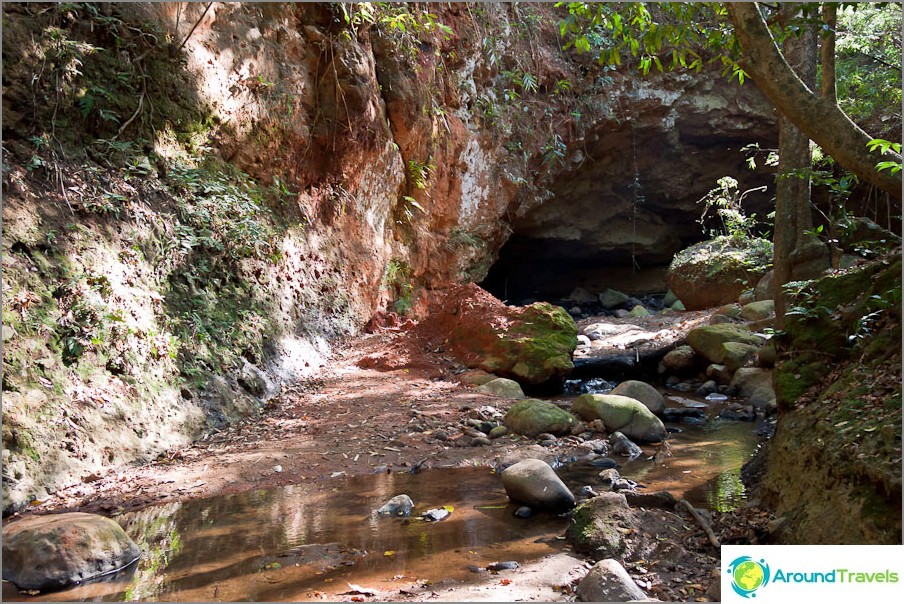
726, 3, 901, 199
772, 8, 829, 329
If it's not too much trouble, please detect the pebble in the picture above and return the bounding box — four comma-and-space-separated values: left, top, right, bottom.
433, 430, 449, 441
514, 506, 533, 518
488, 425, 508, 439
488, 561, 520, 571
471, 437, 492, 447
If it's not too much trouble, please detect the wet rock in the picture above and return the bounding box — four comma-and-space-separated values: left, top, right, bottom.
569, 306, 583, 316
609, 431, 644, 460
588, 457, 619, 469
487, 561, 521, 571
514, 506, 533, 519
660, 345, 698, 374
2, 512, 141, 591
612, 478, 638, 492
576, 334, 592, 348
720, 403, 755, 421
576, 559, 648, 602
669, 299, 686, 311
722, 342, 759, 372
749, 387, 777, 414
503, 399, 575, 437
706, 363, 733, 384
495, 445, 559, 473
579, 439, 609, 455
695, 380, 718, 397
598, 468, 621, 485
662, 407, 706, 422
476, 377, 525, 399
488, 425, 508, 439
624, 490, 677, 509
573, 394, 667, 443
422, 508, 451, 522
599, 288, 630, 310
500, 459, 575, 513
662, 290, 679, 307
611, 380, 665, 415
668, 236, 773, 310
740, 299, 775, 321
377, 494, 415, 517
730, 367, 773, 398
687, 323, 765, 364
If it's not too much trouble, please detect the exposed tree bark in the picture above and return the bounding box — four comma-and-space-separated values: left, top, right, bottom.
821, 3, 837, 102
772, 6, 829, 329
726, 3, 901, 199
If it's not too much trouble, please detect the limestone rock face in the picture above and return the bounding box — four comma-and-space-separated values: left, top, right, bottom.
500, 458, 575, 513
2, 512, 140, 591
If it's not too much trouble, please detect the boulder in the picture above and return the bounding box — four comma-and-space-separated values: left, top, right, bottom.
662, 290, 679, 307
377, 494, 414, 517
627, 304, 651, 318
572, 394, 667, 443
500, 459, 575, 513
740, 299, 775, 321
686, 323, 764, 364
503, 399, 575, 437
476, 378, 525, 399
754, 269, 774, 301
458, 369, 497, 386
721, 342, 759, 372
610, 380, 665, 414
730, 367, 773, 398
668, 236, 773, 310
566, 286, 598, 304
599, 288, 630, 310
425, 284, 577, 386
609, 431, 643, 459
2, 512, 140, 591
576, 559, 648, 602
566, 492, 635, 558
660, 345, 698, 374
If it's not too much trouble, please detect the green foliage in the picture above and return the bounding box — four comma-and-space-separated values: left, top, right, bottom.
541, 133, 567, 167
697, 176, 767, 242
556, 2, 746, 81
867, 139, 903, 175
382, 259, 414, 315
835, 4, 902, 134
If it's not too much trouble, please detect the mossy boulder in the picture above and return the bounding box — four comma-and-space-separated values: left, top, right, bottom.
2, 512, 140, 591
668, 236, 773, 310
504, 399, 575, 437
686, 323, 764, 364
740, 300, 775, 321
721, 342, 759, 372
566, 492, 635, 558
572, 394, 667, 443
610, 380, 665, 415
476, 378, 525, 399
429, 284, 577, 386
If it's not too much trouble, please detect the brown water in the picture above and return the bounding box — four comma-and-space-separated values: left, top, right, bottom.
3, 417, 761, 602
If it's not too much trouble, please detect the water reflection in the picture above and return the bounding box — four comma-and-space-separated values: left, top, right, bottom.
4, 419, 761, 602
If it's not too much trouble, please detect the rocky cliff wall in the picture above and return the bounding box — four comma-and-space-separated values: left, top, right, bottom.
1, 2, 777, 512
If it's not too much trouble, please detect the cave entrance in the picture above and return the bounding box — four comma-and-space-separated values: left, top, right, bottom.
479, 234, 672, 307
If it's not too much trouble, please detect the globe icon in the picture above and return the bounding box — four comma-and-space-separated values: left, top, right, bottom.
733, 560, 765, 592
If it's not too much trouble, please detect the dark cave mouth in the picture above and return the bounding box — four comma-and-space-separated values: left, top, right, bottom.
479, 234, 675, 307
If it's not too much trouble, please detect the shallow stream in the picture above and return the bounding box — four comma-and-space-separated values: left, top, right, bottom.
4, 410, 761, 602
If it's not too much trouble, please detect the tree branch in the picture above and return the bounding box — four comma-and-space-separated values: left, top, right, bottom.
726, 2, 901, 199
821, 3, 836, 102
